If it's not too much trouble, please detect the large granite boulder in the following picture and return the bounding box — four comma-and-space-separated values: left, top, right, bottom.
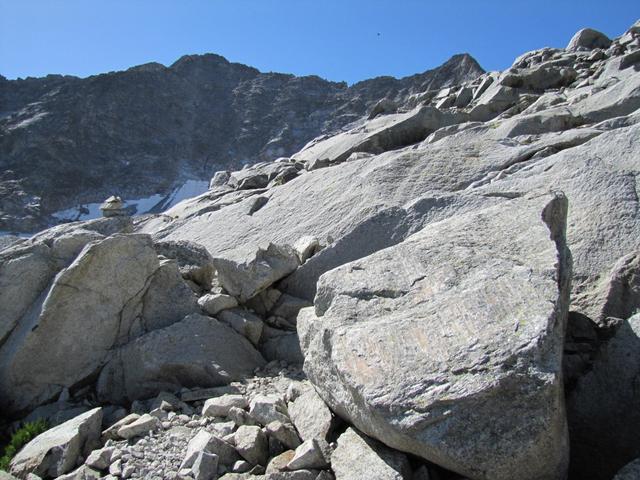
0, 234, 160, 414
299, 192, 571, 480
96, 313, 266, 403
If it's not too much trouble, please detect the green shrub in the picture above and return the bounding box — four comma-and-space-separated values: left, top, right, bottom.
0, 419, 48, 472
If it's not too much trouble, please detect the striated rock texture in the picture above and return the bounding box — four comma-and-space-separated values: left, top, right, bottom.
299, 193, 572, 480
0, 53, 483, 232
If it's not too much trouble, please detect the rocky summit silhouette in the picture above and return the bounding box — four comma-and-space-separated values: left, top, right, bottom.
1, 19, 640, 480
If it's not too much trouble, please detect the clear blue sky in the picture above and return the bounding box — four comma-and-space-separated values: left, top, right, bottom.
1, 0, 638, 84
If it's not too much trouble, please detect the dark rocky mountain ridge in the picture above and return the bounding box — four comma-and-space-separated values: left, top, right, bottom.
0, 52, 484, 232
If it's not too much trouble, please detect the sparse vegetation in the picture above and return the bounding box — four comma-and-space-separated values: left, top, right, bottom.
0, 420, 48, 472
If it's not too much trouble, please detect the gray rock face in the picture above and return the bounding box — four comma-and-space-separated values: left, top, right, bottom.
299, 193, 571, 480
331, 428, 411, 480
0, 54, 483, 232
9, 408, 102, 479
566, 313, 640, 480
3, 20, 640, 480
96, 314, 265, 403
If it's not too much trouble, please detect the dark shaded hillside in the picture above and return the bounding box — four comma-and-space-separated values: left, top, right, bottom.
0, 53, 483, 231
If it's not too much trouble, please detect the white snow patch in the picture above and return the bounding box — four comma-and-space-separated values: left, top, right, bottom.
52, 180, 210, 222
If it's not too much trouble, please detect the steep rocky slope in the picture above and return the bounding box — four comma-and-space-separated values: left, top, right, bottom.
1, 20, 640, 480
0, 53, 482, 232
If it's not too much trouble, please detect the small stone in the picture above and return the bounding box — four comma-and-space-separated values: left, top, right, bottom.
331, 428, 411, 480
192, 451, 219, 480
286, 439, 330, 470
202, 395, 248, 418
210, 420, 236, 436
117, 414, 159, 439
109, 459, 122, 477
248, 395, 290, 426
231, 459, 252, 473
198, 293, 238, 316
266, 450, 295, 473
265, 421, 301, 450
227, 407, 257, 427
234, 426, 268, 466
102, 414, 141, 441
122, 464, 136, 479
285, 383, 305, 403
85, 446, 115, 470
149, 408, 169, 421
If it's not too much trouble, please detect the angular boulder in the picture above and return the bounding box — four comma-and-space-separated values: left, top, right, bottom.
212, 243, 300, 302
140, 257, 199, 331
202, 394, 249, 418
0, 234, 159, 414
9, 408, 102, 479
96, 314, 265, 403
299, 193, 572, 480
331, 427, 411, 480
198, 293, 238, 315
287, 387, 335, 442
153, 239, 216, 289
218, 308, 264, 346
234, 425, 268, 466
